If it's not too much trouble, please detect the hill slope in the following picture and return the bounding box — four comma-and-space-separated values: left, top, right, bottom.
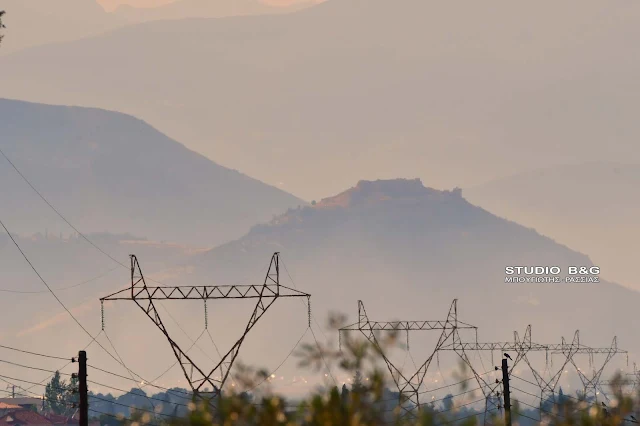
0, 0, 124, 55
3, 179, 635, 398
176, 179, 640, 360
0, 98, 304, 246
1, 0, 640, 197
465, 162, 640, 290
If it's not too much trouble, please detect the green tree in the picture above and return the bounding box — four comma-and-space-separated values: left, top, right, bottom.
0, 11, 5, 46
66, 374, 79, 415
45, 371, 68, 415
44, 371, 79, 415
351, 370, 366, 394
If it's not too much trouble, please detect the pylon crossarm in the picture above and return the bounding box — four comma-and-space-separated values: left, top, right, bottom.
343, 320, 475, 331
442, 342, 549, 351
101, 284, 309, 301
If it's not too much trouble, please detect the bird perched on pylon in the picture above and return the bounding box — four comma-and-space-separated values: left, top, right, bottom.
504, 353, 512, 360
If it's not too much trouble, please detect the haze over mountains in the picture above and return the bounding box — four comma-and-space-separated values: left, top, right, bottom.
2, 0, 640, 198
0, 98, 304, 246
176, 179, 640, 357
466, 162, 640, 290
0, 0, 124, 55
5, 179, 634, 397
0, 0, 637, 401
112, 0, 311, 23
0, 0, 306, 55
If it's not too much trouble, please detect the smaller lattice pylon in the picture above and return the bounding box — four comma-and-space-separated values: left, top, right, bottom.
563, 335, 628, 403
519, 331, 582, 421
441, 325, 549, 426
339, 299, 477, 418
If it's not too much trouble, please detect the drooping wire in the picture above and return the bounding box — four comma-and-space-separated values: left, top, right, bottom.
0, 344, 71, 361
309, 326, 337, 386
245, 327, 309, 392
281, 257, 336, 384
0, 216, 104, 352
0, 266, 119, 294
0, 147, 124, 268
22, 331, 103, 394
103, 330, 158, 414
0, 147, 224, 382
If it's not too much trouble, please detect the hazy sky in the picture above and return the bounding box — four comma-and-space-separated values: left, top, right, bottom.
97, 0, 305, 11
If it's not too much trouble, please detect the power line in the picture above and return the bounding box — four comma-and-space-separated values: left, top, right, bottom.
0, 215, 152, 386
0, 266, 119, 294
87, 380, 189, 408
88, 408, 160, 426
0, 372, 179, 420
435, 408, 498, 426
86, 364, 191, 398
246, 327, 309, 392
103, 331, 158, 414
22, 331, 103, 394
88, 394, 180, 419
136, 328, 207, 398
513, 410, 542, 423
0, 147, 227, 393
309, 326, 337, 386
0, 147, 124, 268
0, 216, 104, 351
0, 358, 73, 376
0, 344, 70, 361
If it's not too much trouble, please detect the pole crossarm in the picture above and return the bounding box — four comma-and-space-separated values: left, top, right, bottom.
99, 252, 311, 400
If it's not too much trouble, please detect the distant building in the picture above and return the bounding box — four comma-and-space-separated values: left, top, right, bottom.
0, 399, 42, 413
0, 410, 53, 426
0, 403, 23, 417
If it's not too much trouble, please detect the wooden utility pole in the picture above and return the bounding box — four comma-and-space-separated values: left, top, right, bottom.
502, 357, 512, 426
78, 351, 88, 426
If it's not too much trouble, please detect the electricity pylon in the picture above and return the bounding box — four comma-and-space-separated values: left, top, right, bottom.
101, 252, 310, 400
441, 325, 550, 425
339, 299, 477, 418
560, 334, 627, 403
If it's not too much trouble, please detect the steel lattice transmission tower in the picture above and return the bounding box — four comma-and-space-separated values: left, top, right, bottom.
442, 325, 550, 425
101, 252, 310, 399
560, 334, 627, 403
339, 299, 477, 418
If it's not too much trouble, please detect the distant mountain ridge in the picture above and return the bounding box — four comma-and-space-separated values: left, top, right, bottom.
167, 178, 640, 385
0, 98, 305, 246
2, 0, 640, 198
113, 0, 312, 22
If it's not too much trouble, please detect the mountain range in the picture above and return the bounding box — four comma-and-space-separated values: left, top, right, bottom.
0, 176, 636, 397
0, 98, 304, 246
1, 0, 640, 199
157, 179, 640, 373
112, 0, 312, 23
0, 0, 306, 55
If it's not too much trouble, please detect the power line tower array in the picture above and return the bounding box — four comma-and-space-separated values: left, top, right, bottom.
441, 325, 550, 424
337, 295, 628, 425
100, 252, 311, 401
338, 299, 477, 418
